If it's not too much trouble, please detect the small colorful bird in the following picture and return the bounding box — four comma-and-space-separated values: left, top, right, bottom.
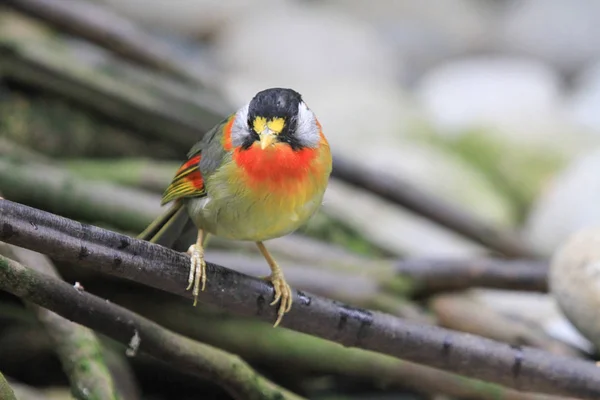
139, 88, 332, 327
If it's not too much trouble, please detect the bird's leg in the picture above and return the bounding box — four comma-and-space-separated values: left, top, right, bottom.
186, 229, 207, 306
256, 241, 292, 327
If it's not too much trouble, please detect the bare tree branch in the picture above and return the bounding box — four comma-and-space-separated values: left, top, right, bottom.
331, 156, 541, 259
1, 244, 124, 400
429, 293, 581, 358
4, 0, 214, 86
0, 253, 304, 400
124, 295, 573, 400
393, 257, 548, 296
0, 200, 598, 399
0, 157, 161, 233
0, 15, 225, 147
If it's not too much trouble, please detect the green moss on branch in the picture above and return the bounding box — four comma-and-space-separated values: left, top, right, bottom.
0, 371, 17, 400
0, 254, 305, 400
2, 245, 122, 400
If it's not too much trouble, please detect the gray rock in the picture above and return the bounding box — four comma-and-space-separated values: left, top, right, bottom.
471, 289, 593, 353
415, 56, 564, 139
414, 56, 592, 209
567, 60, 600, 135
498, 0, 600, 74
323, 0, 496, 82
524, 148, 600, 257
549, 227, 600, 352
213, 1, 402, 87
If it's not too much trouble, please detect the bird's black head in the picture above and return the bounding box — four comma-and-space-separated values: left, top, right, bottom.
244, 88, 304, 150
230, 87, 321, 151
247, 88, 303, 126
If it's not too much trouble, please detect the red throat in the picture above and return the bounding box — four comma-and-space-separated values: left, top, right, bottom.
233, 143, 319, 192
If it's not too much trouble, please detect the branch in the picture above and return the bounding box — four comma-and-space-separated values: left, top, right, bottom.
124, 296, 570, 400
1, 200, 598, 399
0, 309, 140, 400
0, 157, 161, 233
62, 158, 178, 194
1, 244, 122, 400
429, 293, 581, 358
6, 380, 70, 400
1, 156, 549, 300
331, 156, 541, 259
0, 371, 17, 400
0, 15, 225, 147
393, 257, 548, 296
0, 253, 304, 400
4, 0, 212, 86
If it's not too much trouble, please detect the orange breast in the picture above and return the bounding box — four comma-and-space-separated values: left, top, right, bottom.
232, 135, 331, 199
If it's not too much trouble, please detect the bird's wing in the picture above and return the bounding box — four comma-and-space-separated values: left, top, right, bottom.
160, 115, 232, 205
160, 152, 206, 205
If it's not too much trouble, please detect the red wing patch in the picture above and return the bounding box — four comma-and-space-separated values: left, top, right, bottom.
161, 155, 206, 205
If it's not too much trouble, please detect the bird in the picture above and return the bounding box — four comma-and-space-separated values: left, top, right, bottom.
138, 88, 332, 327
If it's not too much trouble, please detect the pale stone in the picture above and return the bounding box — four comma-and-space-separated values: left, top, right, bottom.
523, 149, 600, 257
567, 61, 600, 136
498, 0, 600, 74
415, 56, 564, 139
548, 227, 600, 351
470, 289, 593, 353
323, 0, 494, 81
212, 1, 402, 86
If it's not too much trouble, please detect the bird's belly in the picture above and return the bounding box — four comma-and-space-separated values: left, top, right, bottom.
185, 190, 324, 241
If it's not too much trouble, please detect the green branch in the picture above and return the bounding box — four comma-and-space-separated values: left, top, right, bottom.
1, 200, 598, 399
0, 254, 304, 400
126, 295, 565, 400
2, 245, 122, 400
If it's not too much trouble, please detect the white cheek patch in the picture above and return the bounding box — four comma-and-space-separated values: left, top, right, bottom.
230, 104, 252, 148
295, 102, 320, 148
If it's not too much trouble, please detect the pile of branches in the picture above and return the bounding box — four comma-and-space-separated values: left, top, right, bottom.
0, 1, 598, 399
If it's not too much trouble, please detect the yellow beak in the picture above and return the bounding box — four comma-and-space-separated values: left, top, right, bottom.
259, 132, 277, 150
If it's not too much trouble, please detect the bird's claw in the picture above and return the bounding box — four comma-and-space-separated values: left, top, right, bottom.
186, 244, 206, 306
262, 273, 292, 327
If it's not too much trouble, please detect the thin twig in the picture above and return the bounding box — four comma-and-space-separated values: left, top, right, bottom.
0, 253, 304, 400
331, 156, 541, 259
0, 200, 598, 399
1, 244, 123, 400
392, 257, 548, 296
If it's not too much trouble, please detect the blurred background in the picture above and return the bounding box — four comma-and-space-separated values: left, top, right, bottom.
3, 0, 600, 399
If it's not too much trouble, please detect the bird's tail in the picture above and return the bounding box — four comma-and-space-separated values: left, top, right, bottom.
137, 201, 191, 249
